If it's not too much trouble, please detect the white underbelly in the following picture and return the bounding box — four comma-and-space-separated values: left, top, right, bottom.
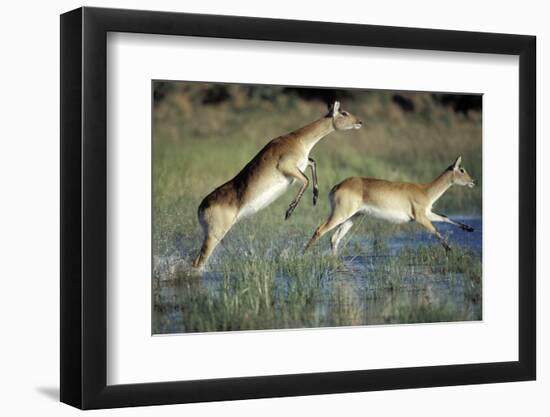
297, 157, 309, 172
360, 205, 411, 224
237, 156, 309, 220
238, 178, 292, 219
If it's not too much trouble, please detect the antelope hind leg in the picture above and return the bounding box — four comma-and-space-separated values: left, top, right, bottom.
304, 212, 352, 253
193, 234, 221, 270
330, 219, 354, 255
193, 206, 236, 270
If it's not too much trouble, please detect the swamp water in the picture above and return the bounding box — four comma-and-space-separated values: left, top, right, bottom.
153, 217, 482, 334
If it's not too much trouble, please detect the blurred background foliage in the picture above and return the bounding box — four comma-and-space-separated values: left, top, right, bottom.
153, 81, 481, 216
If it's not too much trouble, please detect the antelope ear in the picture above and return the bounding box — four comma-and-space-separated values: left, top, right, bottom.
453, 156, 462, 169
328, 100, 340, 116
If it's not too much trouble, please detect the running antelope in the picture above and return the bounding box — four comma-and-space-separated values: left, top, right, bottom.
304, 156, 475, 254
193, 101, 363, 269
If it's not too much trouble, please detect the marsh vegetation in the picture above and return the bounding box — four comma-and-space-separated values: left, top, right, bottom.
152, 83, 482, 334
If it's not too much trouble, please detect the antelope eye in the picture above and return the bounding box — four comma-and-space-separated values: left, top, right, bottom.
341, 111, 349, 116
459, 168, 465, 173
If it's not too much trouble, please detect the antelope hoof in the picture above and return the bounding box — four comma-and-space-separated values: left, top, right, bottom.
192, 255, 202, 269
285, 204, 296, 220
443, 243, 452, 254
313, 187, 319, 206
192, 260, 205, 274
462, 224, 474, 232
303, 241, 314, 253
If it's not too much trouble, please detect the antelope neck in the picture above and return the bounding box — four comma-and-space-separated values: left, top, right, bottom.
425, 169, 454, 203
295, 116, 335, 152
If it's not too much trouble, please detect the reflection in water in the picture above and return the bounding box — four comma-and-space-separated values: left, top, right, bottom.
153, 217, 482, 334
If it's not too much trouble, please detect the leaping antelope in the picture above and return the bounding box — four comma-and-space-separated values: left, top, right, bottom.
304, 156, 476, 254
193, 101, 363, 269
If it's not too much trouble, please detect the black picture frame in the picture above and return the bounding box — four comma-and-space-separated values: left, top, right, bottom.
60, 6, 536, 410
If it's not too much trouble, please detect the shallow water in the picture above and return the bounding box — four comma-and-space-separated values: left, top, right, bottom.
153, 217, 482, 334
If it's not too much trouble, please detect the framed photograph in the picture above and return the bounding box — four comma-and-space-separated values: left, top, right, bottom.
60, 6, 536, 409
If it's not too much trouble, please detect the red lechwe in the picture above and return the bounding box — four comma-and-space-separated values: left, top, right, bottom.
304, 156, 476, 254
193, 101, 363, 270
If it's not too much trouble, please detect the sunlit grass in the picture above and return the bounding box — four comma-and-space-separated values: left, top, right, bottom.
152, 241, 481, 333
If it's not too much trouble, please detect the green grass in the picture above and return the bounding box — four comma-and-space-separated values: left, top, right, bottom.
153, 243, 481, 333
152, 85, 483, 333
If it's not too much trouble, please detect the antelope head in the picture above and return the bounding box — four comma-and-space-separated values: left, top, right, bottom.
450, 156, 476, 188
328, 101, 363, 131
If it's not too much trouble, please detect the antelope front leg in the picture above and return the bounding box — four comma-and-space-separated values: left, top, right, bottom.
308, 158, 319, 205
416, 215, 451, 253
428, 212, 474, 232
279, 165, 309, 220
